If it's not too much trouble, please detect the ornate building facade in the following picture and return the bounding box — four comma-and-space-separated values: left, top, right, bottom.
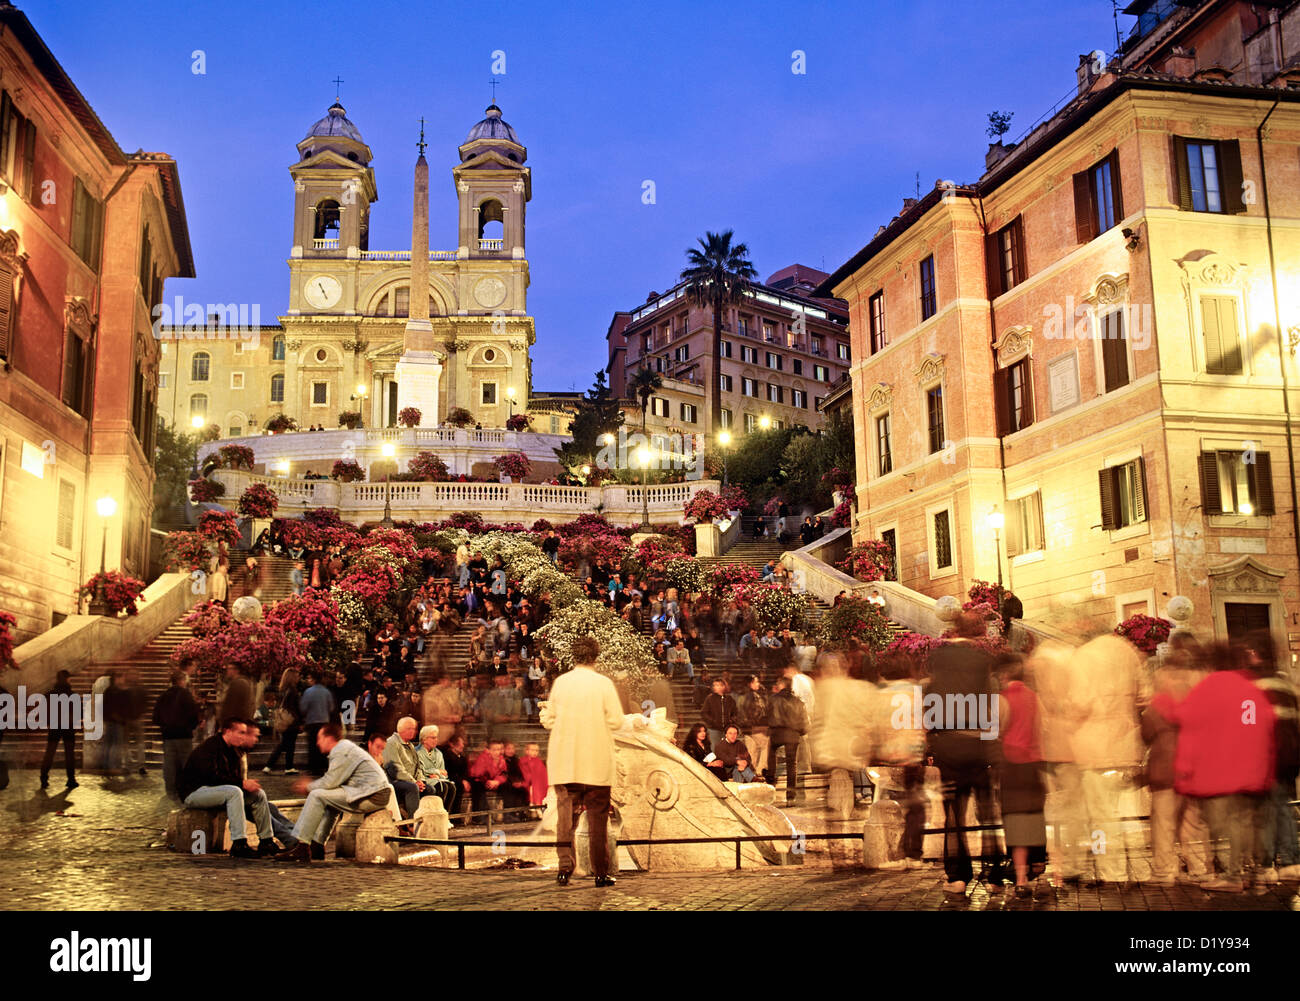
159, 101, 535, 434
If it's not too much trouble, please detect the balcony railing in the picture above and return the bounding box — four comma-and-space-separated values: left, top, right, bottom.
360, 249, 459, 261
312, 238, 339, 250
478, 238, 504, 252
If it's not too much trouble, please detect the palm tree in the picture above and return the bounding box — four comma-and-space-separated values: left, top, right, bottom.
681, 230, 757, 435
629, 366, 664, 437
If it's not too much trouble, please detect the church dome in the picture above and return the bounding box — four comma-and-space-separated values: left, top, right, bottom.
465, 104, 519, 144
307, 102, 364, 143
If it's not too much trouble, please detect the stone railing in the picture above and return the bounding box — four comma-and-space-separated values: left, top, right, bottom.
209, 469, 720, 526
694, 514, 741, 558
782, 528, 946, 637
199, 428, 568, 480
359, 249, 459, 261
3, 573, 202, 693
478, 238, 504, 252
312, 237, 339, 250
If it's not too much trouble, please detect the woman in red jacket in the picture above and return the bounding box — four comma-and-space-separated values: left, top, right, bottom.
1167, 641, 1276, 892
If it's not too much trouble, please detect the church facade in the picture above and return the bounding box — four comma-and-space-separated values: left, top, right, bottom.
159, 101, 535, 434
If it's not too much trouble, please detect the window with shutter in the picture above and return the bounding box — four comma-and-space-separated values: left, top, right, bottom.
1073, 169, 1096, 243
1117, 457, 1146, 526
933, 510, 953, 570
984, 230, 1002, 298
20, 118, 35, 201
55, 479, 75, 551
1201, 295, 1242, 374
0, 260, 13, 363
876, 413, 892, 476
1252, 452, 1275, 516
1220, 140, 1245, 214
927, 386, 944, 454
919, 255, 937, 320
1099, 467, 1120, 530
1199, 452, 1223, 515
993, 366, 1010, 436
1173, 137, 1193, 210
1101, 309, 1129, 391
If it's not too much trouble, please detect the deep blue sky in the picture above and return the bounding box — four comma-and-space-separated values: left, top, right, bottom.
26, 0, 1127, 391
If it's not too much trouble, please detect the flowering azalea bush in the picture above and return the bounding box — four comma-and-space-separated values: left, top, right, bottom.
439, 511, 485, 533
172, 619, 308, 678
182, 599, 234, 639
77, 571, 147, 616
627, 536, 685, 579
531, 518, 555, 533
164, 531, 213, 572
560, 530, 630, 574
276, 519, 318, 551
763, 497, 783, 517
305, 507, 344, 528
839, 540, 895, 582
197, 509, 241, 547
197, 423, 222, 443
705, 562, 761, 599
740, 582, 815, 632
214, 444, 255, 470
266, 589, 344, 666
188, 478, 226, 503
965, 579, 1008, 611
446, 406, 474, 428
506, 413, 532, 431
683, 485, 748, 522
398, 406, 422, 428
535, 599, 658, 701
1115, 614, 1173, 656
662, 556, 706, 595
830, 498, 853, 528
237, 483, 279, 519
885, 631, 948, 673
332, 459, 365, 482
493, 452, 532, 480
816, 597, 894, 651
0, 610, 17, 670
409, 451, 450, 481
822, 466, 854, 489
265, 413, 298, 433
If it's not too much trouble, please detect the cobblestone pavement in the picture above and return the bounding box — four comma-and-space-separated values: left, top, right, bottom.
2, 769, 1297, 912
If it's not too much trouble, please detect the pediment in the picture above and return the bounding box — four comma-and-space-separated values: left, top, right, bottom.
1206, 555, 1285, 594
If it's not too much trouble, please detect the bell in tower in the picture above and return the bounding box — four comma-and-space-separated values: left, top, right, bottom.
290, 101, 377, 260
455, 104, 530, 261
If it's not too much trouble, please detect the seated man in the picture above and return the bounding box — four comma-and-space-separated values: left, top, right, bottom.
761, 560, 777, 583
415, 724, 458, 814
667, 638, 694, 680
381, 716, 423, 818
738, 628, 762, 670
712, 724, 751, 780
177, 717, 276, 859
731, 753, 758, 784
468, 738, 509, 818
237, 720, 298, 849
277, 723, 397, 863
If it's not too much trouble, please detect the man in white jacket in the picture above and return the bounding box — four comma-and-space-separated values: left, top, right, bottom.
542, 636, 624, 888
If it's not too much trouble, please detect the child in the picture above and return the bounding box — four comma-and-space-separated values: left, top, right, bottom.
732, 754, 757, 784
519, 742, 549, 814
254, 690, 277, 735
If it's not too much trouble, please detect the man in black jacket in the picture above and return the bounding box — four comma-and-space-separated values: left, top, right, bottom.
153, 670, 200, 800
40, 670, 79, 790
768, 678, 809, 805
735, 675, 771, 784
700, 678, 739, 748
177, 718, 275, 859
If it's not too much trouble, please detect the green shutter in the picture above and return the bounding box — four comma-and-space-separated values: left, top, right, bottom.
1099, 467, 1119, 531
1252, 452, 1275, 516
1220, 140, 1245, 214
1073, 169, 1095, 243
1173, 137, 1193, 211
1108, 148, 1124, 221
1199, 452, 1223, 515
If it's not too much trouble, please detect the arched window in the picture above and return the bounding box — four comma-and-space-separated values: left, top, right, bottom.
270, 374, 284, 403
189, 394, 208, 420
272, 335, 285, 361
191, 351, 210, 382
477, 199, 504, 244
314, 199, 341, 240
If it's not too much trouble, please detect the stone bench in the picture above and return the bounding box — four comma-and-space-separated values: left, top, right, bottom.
165, 807, 274, 855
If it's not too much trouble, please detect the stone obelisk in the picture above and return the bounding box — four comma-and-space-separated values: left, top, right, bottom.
395, 126, 441, 426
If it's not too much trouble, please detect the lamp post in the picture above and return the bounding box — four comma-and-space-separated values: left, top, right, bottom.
986, 507, 1005, 593
381, 442, 396, 529
506, 386, 516, 419
88, 495, 117, 615
189, 414, 206, 478
351, 383, 369, 429
717, 429, 731, 488
758, 415, 772, 431
636, 444, 652, 531
275, 459, 291, 479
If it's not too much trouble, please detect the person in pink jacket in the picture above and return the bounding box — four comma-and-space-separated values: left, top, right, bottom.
1166, 641, 1275, 892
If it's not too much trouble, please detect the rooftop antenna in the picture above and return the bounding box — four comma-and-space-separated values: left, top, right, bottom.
332, 76, 344, 101
489, 77, 500, 104
1111, 1, 1122, 61
915, 171, 921, 199
416, 116, 426, 157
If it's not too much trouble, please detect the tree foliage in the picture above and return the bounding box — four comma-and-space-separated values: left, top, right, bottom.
153, 419, 197, 526
555, 370, 625, 473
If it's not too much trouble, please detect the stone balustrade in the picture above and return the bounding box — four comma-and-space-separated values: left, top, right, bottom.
209, 468, 720, 526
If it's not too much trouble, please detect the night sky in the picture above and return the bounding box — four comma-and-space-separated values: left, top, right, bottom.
26, 0, 1126, 390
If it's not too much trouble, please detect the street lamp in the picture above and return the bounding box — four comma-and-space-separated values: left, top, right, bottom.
717, 429, 731, 488
189, 414, 206, 477
758, 415, 772, 430
986, 507, 1005, 592
506, 386, 516, 418
351, 383, 369, 429
636, 444, 653, 531
88, 495, 117, 615
381, 442, 396, 528
275, 459, 291, 478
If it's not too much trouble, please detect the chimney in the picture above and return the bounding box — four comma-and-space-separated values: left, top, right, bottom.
902, 197, 918, 212
1077, 51, 1105, 95
986, 141, 1016, 171
1163, 46, 1195, 78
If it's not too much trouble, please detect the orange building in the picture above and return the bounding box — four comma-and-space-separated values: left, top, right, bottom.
820, 0, 1300, 644
0, 5, 193, 642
